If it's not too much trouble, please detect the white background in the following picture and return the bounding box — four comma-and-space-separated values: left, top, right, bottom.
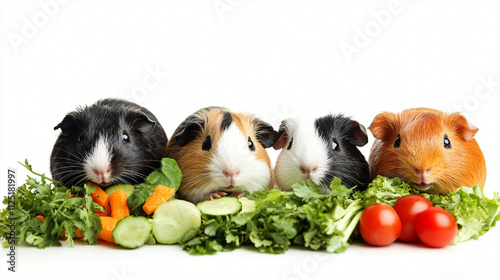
1, 1, 499, 279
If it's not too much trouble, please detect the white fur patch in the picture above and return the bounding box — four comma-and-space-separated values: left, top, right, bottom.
189, 123, 271, 203
275, 118, 330, 191
84, 135, 112, 185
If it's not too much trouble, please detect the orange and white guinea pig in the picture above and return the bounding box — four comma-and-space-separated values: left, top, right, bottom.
165, 107, 278, 204
368, 108, 486, 195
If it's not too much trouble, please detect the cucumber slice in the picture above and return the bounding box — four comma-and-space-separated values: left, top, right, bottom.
238, 197, 256, 213
153, 200, 201, 244
112, 216, 152, 249
105, 184, 134, 197
197, 196, 242, 215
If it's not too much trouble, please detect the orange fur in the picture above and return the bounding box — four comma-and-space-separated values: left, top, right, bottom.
368, 108, 486, 194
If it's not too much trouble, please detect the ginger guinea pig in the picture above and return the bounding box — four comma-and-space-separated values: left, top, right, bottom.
273, 114, 371, 193
368, 108, 487, 195
165, 107, 278, 204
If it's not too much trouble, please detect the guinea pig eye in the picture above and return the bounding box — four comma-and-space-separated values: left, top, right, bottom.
248, 137, 255, 151
394, 134, 401, 148
78, 133, 84, 143
122, 132, 130, 144
331, 138, 339, 151
202, 136, 212, 151
287, 138, 293, 150
444, 134, 451, 149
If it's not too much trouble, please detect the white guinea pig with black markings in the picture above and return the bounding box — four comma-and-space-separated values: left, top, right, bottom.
165, 107, 278, 204
273, 114, 371, 193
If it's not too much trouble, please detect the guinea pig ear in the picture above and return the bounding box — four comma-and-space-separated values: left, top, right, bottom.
368, 112, 397, 140
452, 114, 479, 141
173, 116, 204, 147
132, 112, 157, 133
348, 121, 369, 147
254, 118, 278, 149
273, 120, 289, 150
54, 114, 78, 135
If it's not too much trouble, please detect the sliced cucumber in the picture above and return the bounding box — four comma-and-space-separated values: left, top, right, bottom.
238, 197, 256, 213
153, 200, 201, 244
112, 216, 152, 249
105, 184, 134, 197
197, 196, 242, 216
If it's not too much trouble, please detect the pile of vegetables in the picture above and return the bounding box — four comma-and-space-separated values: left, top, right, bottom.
181, 177, 500, 254
1, 159, 499, 254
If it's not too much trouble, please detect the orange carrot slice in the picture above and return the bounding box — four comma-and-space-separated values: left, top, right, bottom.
97, 216, 120, 243
143, 185, 175, 215
109, 189, 130, 220
90, 184, 111, 216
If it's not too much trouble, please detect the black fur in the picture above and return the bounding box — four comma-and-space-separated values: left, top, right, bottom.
50, 98, 168, 187
220, 111, 233, 132
314, 114, 370, 191
174, 115, 204, 147
253, 118, 279, 148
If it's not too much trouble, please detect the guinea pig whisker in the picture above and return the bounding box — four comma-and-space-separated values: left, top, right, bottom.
50, 156, 85, 165
59, 172, 87, 187
52, 147, 86, 161
51, 164, 85, 171
323, 171, 360, 186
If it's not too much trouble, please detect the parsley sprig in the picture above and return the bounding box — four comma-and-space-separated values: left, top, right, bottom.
0, 160, 102, 249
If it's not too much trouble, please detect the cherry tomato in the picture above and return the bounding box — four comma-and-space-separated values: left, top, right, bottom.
360, 203, 401, 246
415, 207, 458, 248
393, 195, 432, 242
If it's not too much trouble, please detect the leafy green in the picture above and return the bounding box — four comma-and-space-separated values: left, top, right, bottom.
356, 176, 414, 207
0, 160, 102, 249
182, 179, 367, 254
127, 158, 182, 216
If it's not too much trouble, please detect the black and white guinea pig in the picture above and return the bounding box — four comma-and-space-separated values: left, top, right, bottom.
50, 98, 168, 188
273, 114, 371, 193
165, 107, 278, 204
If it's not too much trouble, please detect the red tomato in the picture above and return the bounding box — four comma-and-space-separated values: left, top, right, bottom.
415, 207, 458, 248
360, 203, 401, 246
393, 195, 432, 242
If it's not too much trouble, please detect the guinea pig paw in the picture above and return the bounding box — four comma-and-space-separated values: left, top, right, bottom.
229, 192, 246, 198
207, 192, 227, 200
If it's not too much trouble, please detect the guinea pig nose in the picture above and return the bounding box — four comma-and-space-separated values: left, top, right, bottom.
223, 169, 240, 178
300, 166, 318, 175
413, 167, 432, 174
93, 168, 111, 175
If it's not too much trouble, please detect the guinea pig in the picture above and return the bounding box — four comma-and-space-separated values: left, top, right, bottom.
165, 107, 278, 204
368, 107, 487, 195
273, 114, 371, 193
50, 98, 168, 188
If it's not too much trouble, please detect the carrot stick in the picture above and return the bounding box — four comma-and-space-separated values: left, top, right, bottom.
97, 216, 119, 243
143, 185, 175, 215
36, 215, 45, 222
109, 189, 130, 220
90, 184, 111, 216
